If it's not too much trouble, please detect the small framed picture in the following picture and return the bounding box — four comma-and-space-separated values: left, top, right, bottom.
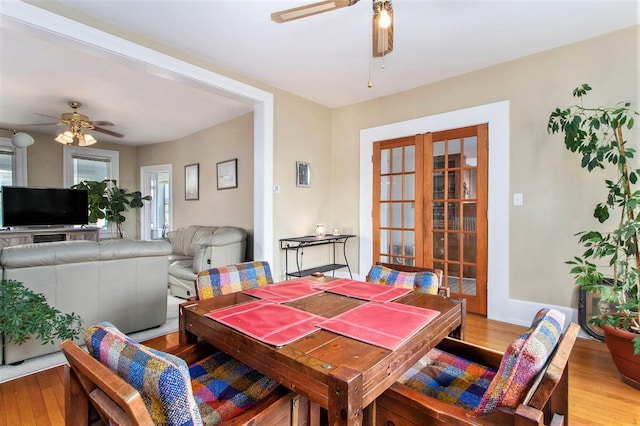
578, 280, 618, 342
185, 163, 199, 200
217, 158, 238, 190
296, 161, 310, 187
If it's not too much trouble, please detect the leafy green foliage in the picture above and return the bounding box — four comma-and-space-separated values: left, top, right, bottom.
549, 84, 640, 354
0, 279, 83, 345
73, 179, 151, 238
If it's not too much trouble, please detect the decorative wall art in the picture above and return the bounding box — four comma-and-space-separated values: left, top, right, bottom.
296, 161, 310, 187
184, 163, 199, 200
217, 158, 238, 190
578, 280, 617, 342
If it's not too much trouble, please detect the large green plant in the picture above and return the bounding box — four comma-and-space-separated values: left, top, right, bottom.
73, 179, 151, 238
0, 279, 83, 345
548, 84, 640, 354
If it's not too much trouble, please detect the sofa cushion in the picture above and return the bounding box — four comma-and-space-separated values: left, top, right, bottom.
398, 347, 497, 411
0, 240, 99, 267
84, 322, 202, 425
196, 261, 274, 299
168, 225, 218, 257
169, 260, 197, 280
99, 239, 172, 260
366, 265, 439, 295
476, 308, 565, 414
189, 350, 280, 424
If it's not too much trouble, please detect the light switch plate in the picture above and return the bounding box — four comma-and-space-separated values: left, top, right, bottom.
513, 193, 523, 206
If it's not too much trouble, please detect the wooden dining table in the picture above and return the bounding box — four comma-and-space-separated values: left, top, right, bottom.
179, 276, 466, 426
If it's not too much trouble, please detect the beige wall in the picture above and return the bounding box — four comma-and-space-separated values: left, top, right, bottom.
137, 112, 255, 236
330, 26, 639, 309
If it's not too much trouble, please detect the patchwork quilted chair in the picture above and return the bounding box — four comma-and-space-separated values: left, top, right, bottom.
366, 262, 449, 297
61, 321, 300, 425
375, 308, 580, 426
195, 260, 274, 300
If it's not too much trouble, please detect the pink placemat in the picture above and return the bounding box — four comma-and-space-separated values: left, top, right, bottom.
314, 278, 411, 303
318, 302, 440, 350
205, 300, 323, 347
243, 278, 324, 303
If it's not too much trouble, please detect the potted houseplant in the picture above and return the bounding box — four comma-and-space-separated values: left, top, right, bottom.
1, 279, 83, 362
73, 179, 151, 239
548, 84, 640, 388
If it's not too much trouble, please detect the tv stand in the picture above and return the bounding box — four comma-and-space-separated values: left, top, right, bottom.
0, 227, 99, 249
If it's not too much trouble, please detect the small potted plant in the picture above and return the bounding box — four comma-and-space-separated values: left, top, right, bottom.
1, 279, 83, 360
73, 179, 151, 239
548, 84, 640, 388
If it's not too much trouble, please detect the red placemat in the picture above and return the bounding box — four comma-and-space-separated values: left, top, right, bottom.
318, 302, 440, 350
243, 278, 324, 303
314, 278, 411, 303
205, 300, 323, 347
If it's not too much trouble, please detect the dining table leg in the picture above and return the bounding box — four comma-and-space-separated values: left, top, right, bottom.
328, 366, 364, 426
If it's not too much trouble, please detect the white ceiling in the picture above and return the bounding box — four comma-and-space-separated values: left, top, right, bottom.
0, 0, 638, 145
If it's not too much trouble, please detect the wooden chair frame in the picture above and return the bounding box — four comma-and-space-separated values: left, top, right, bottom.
374, 322, 579, 426
375, 261, 450, 297
61, 340, 303, 426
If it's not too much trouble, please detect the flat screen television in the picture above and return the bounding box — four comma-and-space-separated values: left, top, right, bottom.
1, 186, 89, 227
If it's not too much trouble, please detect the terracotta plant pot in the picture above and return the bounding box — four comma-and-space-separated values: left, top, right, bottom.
602, 324, 640, 389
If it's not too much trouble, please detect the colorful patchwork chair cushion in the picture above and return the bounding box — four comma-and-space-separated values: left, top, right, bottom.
190, 350, 280, 424
398, 308, 565, 414
398, 347, 498, 411
477, 308, 565, 413
196, 261, 274, 299
366, 264, 439, 295
85, 321, 280, 425
84, 322, 202, 425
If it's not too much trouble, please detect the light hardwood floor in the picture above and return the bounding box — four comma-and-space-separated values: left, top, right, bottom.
0, 313, 638, 425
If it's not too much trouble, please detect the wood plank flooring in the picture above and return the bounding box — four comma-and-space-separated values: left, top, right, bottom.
1, 313, 638, 425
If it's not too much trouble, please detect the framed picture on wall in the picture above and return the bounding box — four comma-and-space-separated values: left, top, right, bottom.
217, 158, 238, 190
578, 280, 619, 342
296, 161, 310, 187
185, 163, 199, 200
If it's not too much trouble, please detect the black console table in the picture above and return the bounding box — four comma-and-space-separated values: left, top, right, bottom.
279, 234, 355, 279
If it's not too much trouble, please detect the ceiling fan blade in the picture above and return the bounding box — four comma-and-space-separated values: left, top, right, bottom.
35, 112, 61, 121
88, 120, 115, 126
92, 127, 124, 138
271, 0, 359, 23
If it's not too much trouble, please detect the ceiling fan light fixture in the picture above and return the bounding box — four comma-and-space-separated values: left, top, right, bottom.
10, 131, 35, 148
379, 6, 391, 28
79, 133, 97, 147
372, 0, 393, 57
55, 130, 74, 145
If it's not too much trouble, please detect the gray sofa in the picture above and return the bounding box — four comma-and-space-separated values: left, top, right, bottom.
0, 239, 171, 364
167, 225, 247, 298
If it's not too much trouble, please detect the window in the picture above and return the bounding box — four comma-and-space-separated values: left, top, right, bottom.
63, 146, 119, 235
0, 138, 27, 186
0, 138, 28, 227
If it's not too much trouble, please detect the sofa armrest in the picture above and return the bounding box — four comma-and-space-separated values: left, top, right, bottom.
192, 227, 247, 273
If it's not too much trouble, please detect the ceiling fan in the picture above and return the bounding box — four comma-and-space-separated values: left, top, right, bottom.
271, 0, 393, 58
36, 100, 124, 146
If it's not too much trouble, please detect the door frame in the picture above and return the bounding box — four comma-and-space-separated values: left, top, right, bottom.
359, 101, 510, 322
140, 164, 173, 241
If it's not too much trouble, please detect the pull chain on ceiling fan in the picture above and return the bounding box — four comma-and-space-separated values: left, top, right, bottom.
271, 0, 394, 58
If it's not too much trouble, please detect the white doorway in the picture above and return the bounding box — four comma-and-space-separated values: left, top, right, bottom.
140, 164, 172, 240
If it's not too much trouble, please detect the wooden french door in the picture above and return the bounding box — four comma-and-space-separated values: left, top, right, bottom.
372, 124, 488, 314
